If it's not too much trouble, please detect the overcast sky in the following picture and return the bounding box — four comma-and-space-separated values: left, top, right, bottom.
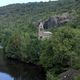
0, 0, 57, 7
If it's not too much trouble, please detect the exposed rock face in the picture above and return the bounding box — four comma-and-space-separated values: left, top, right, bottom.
43, 13, 71, 29
58, 69, 80, 80
43, 17, 58, 29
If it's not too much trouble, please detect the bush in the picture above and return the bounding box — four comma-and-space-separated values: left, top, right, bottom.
47, 70, 58, 80
74, 75, 80, 80
40, 26, 80, 73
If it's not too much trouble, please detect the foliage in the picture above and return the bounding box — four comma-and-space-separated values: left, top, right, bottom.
74, 75, 80, 80
0, 0, 80, 79
47, 70, 58, 80
40, 27, 80, 73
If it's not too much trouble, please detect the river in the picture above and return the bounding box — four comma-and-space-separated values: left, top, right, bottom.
0, 49, 46, 80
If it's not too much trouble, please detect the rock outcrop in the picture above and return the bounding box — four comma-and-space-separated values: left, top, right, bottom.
43, 13, 71, 29
58, 68, 80, 80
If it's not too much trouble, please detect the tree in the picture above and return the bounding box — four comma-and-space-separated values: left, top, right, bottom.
40, 26, 80, 73
5, 31, 21, 59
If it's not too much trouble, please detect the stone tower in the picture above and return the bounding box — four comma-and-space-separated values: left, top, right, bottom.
38, 22, 44, 39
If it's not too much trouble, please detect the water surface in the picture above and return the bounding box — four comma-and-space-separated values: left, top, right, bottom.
0, 72, 14, 80
0, 52, 46, 80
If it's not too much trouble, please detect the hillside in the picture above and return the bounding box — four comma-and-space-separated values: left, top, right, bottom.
0, 0, 80, 34
0, 0, 80, 80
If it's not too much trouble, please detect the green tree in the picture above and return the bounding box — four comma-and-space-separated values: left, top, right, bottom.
5, 31, 21, 59
40, 26, 80, 73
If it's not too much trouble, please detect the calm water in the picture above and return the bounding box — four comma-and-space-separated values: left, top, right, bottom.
0, 53, 46, 80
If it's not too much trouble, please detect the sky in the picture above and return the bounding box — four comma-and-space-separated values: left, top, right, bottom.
0, 0, 57, 7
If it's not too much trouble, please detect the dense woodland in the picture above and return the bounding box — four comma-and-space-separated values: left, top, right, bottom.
0, 0, 80, 80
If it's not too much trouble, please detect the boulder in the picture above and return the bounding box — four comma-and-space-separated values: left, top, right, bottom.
58, 69, 80, 80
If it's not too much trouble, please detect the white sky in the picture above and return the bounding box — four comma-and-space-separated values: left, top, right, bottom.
0, 0, 57, 7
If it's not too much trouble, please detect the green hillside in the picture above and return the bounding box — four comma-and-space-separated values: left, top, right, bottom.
0, 0, 80, 32
0, 0, 80, 80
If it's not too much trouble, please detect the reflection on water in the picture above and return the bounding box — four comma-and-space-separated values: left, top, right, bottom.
0, 51, 46, 80
6, 59, 46, 80
0, 72, 14, 80
0, 58, 46, 80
